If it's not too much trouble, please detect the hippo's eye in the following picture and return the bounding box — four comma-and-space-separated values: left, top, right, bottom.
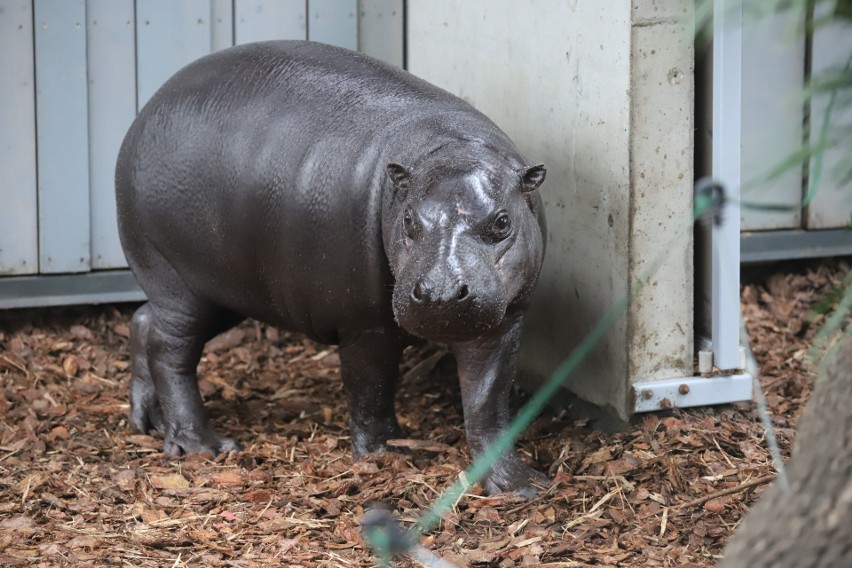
490, 211, 511, 239
403, 208, 416, 236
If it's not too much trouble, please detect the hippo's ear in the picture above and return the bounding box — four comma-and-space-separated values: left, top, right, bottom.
520, 164, 546, 193
386, 163, 412, 191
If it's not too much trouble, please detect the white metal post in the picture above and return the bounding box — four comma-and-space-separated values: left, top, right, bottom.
711, 0, 743, 370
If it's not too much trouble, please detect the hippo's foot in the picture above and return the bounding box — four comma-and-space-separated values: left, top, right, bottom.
129, 374, 165, 434
162, 423, 241, 457
130, 375, 239, 456
481, 454, 549, 498
350, 418, 404, 459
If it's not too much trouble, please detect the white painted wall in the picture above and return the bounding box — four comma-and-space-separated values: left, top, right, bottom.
407, 0, 694, 419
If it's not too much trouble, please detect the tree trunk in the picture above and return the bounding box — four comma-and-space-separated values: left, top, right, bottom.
720, 334, 852, 567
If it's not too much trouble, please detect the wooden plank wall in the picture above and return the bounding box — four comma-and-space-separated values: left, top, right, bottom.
34, 0, 91, 274
358, 0, 403, 67
234, 0, 305, 44
136, 0, 214, 108
87, 0, 136, 269
309, 0, 357, 50
740, 6, 805, 231
0, 0, 38, 275
806, 3, 852, 229
1, 0, 402, 280
738, 3, 851, 232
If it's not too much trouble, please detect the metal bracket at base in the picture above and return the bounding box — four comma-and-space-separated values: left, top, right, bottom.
632, 373, 753, 413
0, 270, 145, 309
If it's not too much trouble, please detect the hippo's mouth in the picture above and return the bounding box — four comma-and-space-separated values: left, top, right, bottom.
391, 292, 508, 343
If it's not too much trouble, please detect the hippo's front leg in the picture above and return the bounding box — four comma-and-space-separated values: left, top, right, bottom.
452, 315, 548, 497
338, 331, 406, 457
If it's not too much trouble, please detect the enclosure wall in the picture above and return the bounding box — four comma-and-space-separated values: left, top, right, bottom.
407, 0, 695, 419
0, 0, 404, 306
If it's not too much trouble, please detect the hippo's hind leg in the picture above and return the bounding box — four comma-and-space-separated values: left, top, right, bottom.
138, 298, 243, 456
338, 331, 406, 457
129, 303, 164, 434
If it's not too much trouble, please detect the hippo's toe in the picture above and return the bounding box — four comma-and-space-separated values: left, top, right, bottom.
162, 427, 241, 457
129, 377, 165, 434
481, 456, 549, 497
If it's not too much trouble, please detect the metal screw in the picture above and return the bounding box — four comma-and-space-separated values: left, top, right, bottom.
642, 389, 653, 400
678, 384, 690, 395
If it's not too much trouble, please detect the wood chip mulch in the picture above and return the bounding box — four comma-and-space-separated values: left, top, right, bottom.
0, 258, 848, 567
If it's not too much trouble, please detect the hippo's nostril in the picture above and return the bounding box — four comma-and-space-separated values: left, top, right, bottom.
412, 281, 424, 302
457, 284, 469, 301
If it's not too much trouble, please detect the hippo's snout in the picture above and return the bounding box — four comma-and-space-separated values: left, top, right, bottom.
393, 258, 507, 342
411, 279, 470, 304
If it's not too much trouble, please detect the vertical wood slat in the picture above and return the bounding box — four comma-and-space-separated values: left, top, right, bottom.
740, 5, 805, 231
357, 0, 403, 67
0, 0, 38, 275
309, 0, 357, 50
87, 0, 135, 269
35, 0, 91, 274
211, 0, 234, 51
136, 0, 213, 109
235, 0, 306, 44
806, 5, 852, 229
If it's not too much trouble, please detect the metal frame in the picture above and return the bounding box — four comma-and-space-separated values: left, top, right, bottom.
633, 373, 752, 413
742, 229, 852, 262
710, 0, 744, 372
0, 270, 144, 309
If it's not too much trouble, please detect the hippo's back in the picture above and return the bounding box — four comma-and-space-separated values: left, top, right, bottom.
119, 40, 483, 174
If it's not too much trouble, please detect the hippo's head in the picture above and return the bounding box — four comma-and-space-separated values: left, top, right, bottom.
382, 146, 546, 342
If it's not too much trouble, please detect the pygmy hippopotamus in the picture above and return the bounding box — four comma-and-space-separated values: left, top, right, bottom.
116, 40, 547, 496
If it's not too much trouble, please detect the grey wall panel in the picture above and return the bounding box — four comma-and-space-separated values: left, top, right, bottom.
740, 4, 805, 230
358, 0, 403, 67
211, 0, 235, 51
34, 0, 91, 274
0, 0, 38, 275
806, 6, 852, 229
136, 0, 213, 109
235, 0, 306, 44
309, 0, 357, 50
86, 0, 135, 269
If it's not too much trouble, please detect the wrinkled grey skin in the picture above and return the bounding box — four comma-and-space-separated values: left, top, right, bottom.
116, 41, 547, 496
